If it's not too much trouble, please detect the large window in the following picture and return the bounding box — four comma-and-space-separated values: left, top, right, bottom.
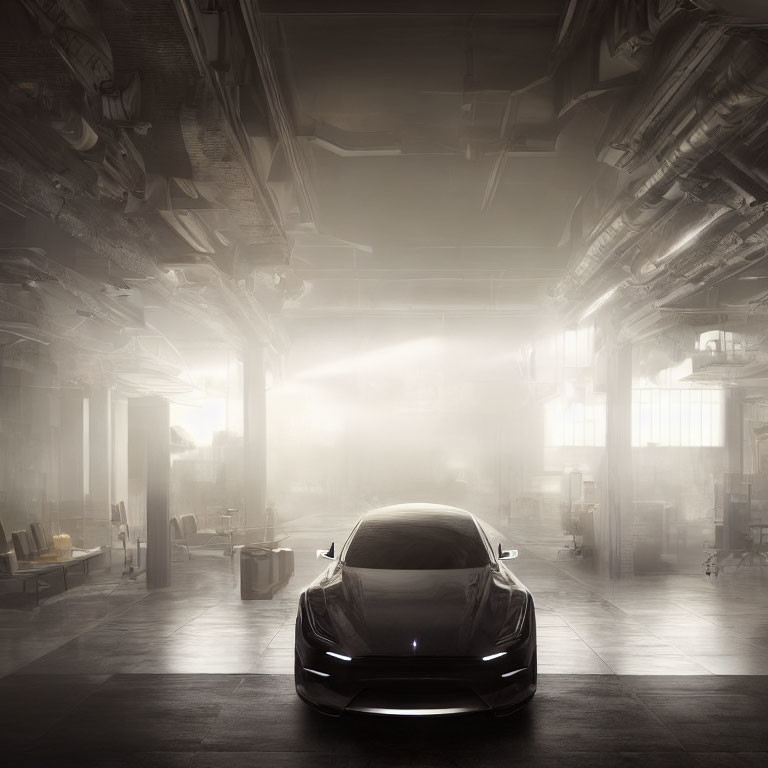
546, 388, 724, 447
557, 325, 595, 368
545, 393, 606, 447
632, 388, 724, 447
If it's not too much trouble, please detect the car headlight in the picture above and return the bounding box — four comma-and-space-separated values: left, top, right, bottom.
301, 591, 338, 646
495, 593, 530, 647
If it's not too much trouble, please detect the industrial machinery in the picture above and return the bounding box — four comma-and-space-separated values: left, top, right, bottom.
704, 474, 768, 576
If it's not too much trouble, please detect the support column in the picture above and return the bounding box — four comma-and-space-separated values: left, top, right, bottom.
600, 341, 634, 579
497, 392, 515, 529
513, 385, 543, 530
127, 398, 148, 541
59, 388, 85, 545
144, 397, 170, 589
243, 346, 267, 530
725, 388, 743, 475
86, 386, 112, 529
112, 397, 129, 509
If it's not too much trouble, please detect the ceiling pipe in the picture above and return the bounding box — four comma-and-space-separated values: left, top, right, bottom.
0, 321, 50, 344
239, 0, 320, 228
306, 136, 404, 157
2, 248, 144, 330
558, 42, 768, 315
164, 260, 274, 344
633, 55, 768, 203
627, 204, 734, 285
172, 0, 286, 240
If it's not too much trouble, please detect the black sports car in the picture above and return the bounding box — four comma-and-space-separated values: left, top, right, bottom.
294, 503, 536, 716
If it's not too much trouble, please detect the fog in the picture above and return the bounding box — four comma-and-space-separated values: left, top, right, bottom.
6, 1, 768, 758
158, 320, 728, 578
268, 331, 523, 520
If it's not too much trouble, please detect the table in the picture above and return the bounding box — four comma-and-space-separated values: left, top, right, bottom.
215, 529, 235, 557
2, 547, 111, 605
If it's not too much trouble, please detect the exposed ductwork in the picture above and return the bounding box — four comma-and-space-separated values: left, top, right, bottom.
557, 37, 768, 330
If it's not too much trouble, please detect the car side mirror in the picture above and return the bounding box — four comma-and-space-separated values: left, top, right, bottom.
316, 542, 335, 560
498, 543, 518, 561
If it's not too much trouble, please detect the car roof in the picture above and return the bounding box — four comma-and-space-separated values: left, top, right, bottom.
361, 503, 476, 523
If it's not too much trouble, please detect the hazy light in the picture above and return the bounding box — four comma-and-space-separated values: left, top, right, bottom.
545, 393, 607, 447
307, 403, 345, 439
559, 325, 594, 367
478, 350, 524, 368
664, 358, 693, 383
169, 354, 243, 445
632, 388, 724, 447
636, 358, 693, 388
296, 337, 441, 379
170, 399, 229, 446
186, 365, 229, 382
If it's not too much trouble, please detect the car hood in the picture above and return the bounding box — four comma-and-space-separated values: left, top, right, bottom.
307, 564, 528, 657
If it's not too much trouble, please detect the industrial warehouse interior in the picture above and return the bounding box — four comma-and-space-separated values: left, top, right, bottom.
2, 0, 768, 765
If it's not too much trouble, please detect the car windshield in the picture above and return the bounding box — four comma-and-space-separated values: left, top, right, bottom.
343, 513, 491, 569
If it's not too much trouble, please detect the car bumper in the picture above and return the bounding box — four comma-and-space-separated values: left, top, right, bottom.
295, 633, 536, 717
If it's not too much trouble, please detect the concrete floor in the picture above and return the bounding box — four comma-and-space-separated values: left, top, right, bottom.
2, 510, 768, 765
3, 672, 768, 767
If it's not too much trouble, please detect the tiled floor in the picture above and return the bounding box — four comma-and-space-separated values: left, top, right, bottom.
2, 509, 768, 678
2, 510, 768, 764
